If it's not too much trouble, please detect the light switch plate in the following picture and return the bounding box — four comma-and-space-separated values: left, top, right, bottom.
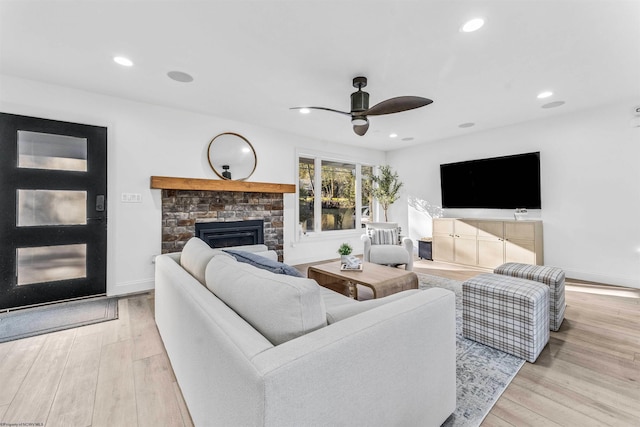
121, 193, 142, 203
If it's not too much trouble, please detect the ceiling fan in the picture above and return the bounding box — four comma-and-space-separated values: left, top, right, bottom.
291, 76, 433, 136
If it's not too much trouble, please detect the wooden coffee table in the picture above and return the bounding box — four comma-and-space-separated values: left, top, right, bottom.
307, 260, 418, 300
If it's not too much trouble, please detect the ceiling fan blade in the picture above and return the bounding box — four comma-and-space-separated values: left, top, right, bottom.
290, 106, 351, 116
364, 96, 433, 116
353, 121, 369, 136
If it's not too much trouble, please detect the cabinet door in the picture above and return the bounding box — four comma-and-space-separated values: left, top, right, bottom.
477, 221, 505, 268
433, 219, 455, 262
477, 221, 504, 239
454, 236, 477, 266
454, 219, 477, 237
478, 239, 504, 268
433, 235, 455, 262
505, 222, 535, 240
505, 239, 536, 264
433, 218, 454, 235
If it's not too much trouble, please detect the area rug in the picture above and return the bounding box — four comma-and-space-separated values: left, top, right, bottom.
417, 273, 525, 427
0, 296, 118, 343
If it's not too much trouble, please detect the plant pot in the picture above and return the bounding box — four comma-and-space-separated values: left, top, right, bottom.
341, 255, 350, 265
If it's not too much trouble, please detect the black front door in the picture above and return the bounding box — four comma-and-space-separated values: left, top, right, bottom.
0, 113, 107, 310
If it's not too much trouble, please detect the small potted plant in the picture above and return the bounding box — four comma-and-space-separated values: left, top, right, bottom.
337, 242, 353, 265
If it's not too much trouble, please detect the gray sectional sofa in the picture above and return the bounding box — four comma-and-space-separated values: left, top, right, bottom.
155, 237, 456, 426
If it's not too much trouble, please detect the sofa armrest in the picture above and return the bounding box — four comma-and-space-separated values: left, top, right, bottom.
250, 288, 456, 427
360, 233, 372, 262
402, 237, 414, 270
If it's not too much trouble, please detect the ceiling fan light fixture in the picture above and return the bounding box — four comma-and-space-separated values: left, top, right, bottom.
351, 116, 368, 126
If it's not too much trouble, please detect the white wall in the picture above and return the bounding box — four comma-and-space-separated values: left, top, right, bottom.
387, 100, 640, 288
1, 75, 385, 296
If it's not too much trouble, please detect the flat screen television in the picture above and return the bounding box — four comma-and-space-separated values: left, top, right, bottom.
440, 152, 541, 209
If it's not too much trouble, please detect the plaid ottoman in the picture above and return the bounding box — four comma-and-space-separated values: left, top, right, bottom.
463, 273, 549, 363
494, 263, 566, 331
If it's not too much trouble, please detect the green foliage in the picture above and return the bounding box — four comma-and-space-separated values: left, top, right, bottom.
337, 242, 353, 255
371, 165, 403, 222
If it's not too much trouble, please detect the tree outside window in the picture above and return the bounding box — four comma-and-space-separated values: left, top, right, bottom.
298, 157, 315, 233
298, 156, 373, 234
321, 160, 355, 231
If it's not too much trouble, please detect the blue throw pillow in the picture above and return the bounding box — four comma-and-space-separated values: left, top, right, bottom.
222, 249, 304, 277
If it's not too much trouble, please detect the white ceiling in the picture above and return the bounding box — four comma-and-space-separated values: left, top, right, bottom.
1, 0, 639, 151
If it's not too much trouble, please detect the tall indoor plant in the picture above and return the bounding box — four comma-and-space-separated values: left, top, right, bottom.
371, 165, 403, 222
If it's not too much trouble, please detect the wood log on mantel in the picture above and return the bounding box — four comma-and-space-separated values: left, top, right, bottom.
150, 176, 296, 194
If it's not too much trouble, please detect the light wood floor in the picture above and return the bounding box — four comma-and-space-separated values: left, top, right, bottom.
0, 259, 638, 426
409, 259, 640, 427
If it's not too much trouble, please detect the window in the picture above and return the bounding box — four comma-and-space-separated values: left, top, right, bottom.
361, 165, 373, 226
298, 155, 373, 235
298, 157, 315, 233
321, 160, 355, 231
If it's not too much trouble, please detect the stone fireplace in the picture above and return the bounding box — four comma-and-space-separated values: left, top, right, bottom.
153, 176, 296, 261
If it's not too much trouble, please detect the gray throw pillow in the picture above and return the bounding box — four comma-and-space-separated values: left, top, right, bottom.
222, 249, 304, 277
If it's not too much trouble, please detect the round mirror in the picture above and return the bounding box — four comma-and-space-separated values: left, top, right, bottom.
207, 132, 257, 181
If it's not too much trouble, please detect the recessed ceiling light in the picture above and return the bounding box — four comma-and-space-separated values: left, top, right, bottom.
461, 18, 485, 33
458, 122, 475, 128
299, 108, 311, 114
167, 71, 194, 83
542, 101, 566, 109
113, 56, 133, 67
537, 91, 553, 99
389, 133, 398, 138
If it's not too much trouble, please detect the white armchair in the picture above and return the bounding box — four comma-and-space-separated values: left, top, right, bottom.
361, 222, 414, 271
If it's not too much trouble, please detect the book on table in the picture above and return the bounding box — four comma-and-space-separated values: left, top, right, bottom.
341, 255, 363, 271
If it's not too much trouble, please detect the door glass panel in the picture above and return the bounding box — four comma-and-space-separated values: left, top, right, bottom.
18, 131, 87, 171
17, 244, 87, 286
17, 190, 87, 226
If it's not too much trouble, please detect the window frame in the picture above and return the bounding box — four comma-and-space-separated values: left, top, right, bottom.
297, 151, 375, 240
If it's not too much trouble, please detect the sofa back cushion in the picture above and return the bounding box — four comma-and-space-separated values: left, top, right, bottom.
180, 237, 222, 284
205, 255, 327, 345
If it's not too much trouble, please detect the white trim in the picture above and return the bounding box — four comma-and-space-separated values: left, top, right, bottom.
295, 148, 375, 241
109, 278, 155, 296
564, 269, 640, 290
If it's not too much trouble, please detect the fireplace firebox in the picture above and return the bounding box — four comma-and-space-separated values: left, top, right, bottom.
195, 220, 264, 249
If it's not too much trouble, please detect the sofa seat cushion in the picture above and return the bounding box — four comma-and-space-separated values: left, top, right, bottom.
205, 255, 327, 345
319, 287, 357, 312
369, 245, 410, 265
223, 249, 303, 277
325, 289, 422, 324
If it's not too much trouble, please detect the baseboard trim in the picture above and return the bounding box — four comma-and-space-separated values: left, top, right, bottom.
108, 278, 155, 297
564, 269, 640, 290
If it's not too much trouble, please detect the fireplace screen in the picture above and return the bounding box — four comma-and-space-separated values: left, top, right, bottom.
195, 220, 264, 248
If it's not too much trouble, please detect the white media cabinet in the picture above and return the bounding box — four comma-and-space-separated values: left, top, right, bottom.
432, 218, 543, 269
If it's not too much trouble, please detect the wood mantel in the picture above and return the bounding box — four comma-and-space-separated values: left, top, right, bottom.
150, 176, 296, 194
